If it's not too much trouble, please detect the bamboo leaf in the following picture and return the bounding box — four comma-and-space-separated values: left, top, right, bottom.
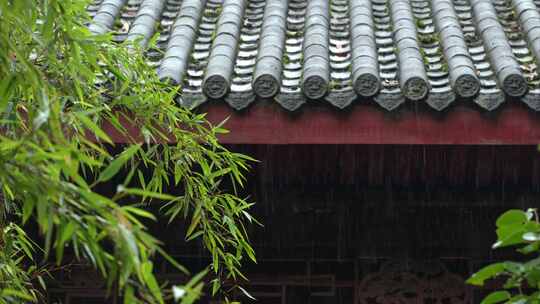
0, 75, 15, 112
237, 285, 256, 301
33, 89, 50, 130
118, 224, 140, 263
122, 206, 156, 221
0, 289, 36, 301
97, 144, 140, 183
119, 187, 177, 201
186, 204, 202, 238
142, 262, 163, 304
74, 113, 113, 144
58, 221, 76, 245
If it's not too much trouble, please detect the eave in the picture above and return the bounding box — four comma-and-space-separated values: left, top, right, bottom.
103, 101, 540, 145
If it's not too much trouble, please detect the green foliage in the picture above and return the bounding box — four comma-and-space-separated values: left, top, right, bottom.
468, 209, 540, 303
0, 223, 47, 303
0, 0, 257, 303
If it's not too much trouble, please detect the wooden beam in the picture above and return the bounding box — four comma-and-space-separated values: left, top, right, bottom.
102, 102, 540, 145
200, 102, 540, 145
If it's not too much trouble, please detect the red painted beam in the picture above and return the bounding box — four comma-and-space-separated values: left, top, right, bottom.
200, 103, 540, 145
102, 103, 540, 145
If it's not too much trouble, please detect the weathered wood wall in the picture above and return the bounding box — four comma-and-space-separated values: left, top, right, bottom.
49, 145, 540, 303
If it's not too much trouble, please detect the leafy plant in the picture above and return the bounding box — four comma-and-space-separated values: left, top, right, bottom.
0, 0, 257, 303
467, 209, 540, 304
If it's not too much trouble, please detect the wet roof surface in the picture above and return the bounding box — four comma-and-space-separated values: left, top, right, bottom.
88, 0, 540, 111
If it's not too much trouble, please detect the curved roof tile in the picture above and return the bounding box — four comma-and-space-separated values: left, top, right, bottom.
88, 0, 540, 112
390, 0, 430, 101
301, 0, 331, 100
89, 0, 127, 35
433, 0, 480, 98
472, 0, 527, 97
252, 0, 288, 99
350, 0, 380, 98
157, 0, 206, 85
203, 0, 247, 99
126, 0, 167, 48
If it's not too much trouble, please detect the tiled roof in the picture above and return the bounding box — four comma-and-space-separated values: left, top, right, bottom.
88, 0, 540, 111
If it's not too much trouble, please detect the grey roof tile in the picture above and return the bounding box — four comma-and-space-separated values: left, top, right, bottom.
390, 0, 430, 101
203, 0, 247, 99
472, 0, 527, 97
252, 0, 288, 98
433, 0, 480, 98
301, 0, 331, 100
126, 0, 166, 47
350, 0, 380, 98
157, 0, 206, 85
89, 0, 540, 112
89, 0, 128, 34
